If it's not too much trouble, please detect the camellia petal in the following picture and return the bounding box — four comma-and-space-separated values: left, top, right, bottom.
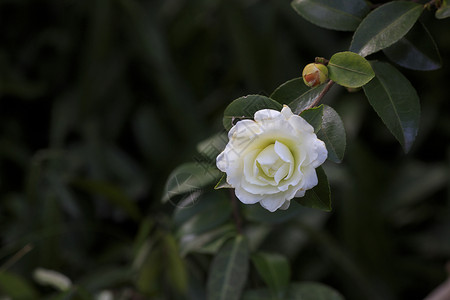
216, 105, 328, 212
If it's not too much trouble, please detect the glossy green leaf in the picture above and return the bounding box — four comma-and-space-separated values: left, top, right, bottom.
362, 61, 420, 152
223, 95, 282, 130
383, 22, 442, 70
207, 235, 249, 300
296, 167, 331, 212
317, 105, 346, 163
251, 252, 290, 298
291, 0, 370, 31
328, 52, 374, 88
350, 1, 423, 57
197, 132, 228, 161
0, 271, 38, 299
162, 162, 221, 203
270, 78, 311, 104
300, 105, 324, 133
436, 0, 450, 19
287, 282, 345, 300
271, 78, 328, 114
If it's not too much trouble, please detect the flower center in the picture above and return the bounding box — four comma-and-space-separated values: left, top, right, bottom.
255, 141, 294, 184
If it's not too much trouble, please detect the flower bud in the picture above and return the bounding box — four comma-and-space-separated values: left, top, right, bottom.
302, 63, 328, 87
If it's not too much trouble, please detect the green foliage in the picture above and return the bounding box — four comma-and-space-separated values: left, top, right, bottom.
350, 1, 423, 57
286, 282, 345, 300
207, 235, 249, 300
435, 0, 450, 18
363, 61, 420, 152
328, 52, 374, 88
300, 105, 324, 133
296, 167, 331, 211
291, 0, 370, 31
223, 95, 283, 130
317, 106, 347, 163
251, 252, 291, 298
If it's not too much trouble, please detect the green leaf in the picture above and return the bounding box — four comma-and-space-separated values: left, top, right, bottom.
287, 282, 345, 300
270, 78, 311, 104
197, 132, 228, 161
436, 0, 450, 19
162, 162, 221, 203
242, 288, 273, 300
223, 95, 282, 131
296, 167, 331, 212
362, 61, 420, 152
162, 234, 188, 294
207, 235, 249, 300
178, 225, 237, 256
383, 22, 441, 71
317, 105, 346, 163
350, 1, 423, 57
328, 51, 374, 88
174, 191, 232, 238
291, 0, 370, 31
215, 173, 232, 189
0, 271, 38, 299
251, 252, 290, 298
300, 105, 324, 133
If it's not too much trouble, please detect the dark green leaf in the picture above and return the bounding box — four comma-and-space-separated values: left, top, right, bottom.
223, 95, 282, 131
287, 282, 345, 300
197, 132, 228, 161
362, 61, 420, 152
289, 84, 327, 114
178, 225, 236, 256
207, 235, 249, 300
300, 105, 324, 133
296, 167, 331, 211
162, 162, 221, 203
242, 288, 273, 300
350, 1, 423, 57
251, 252, 290, 298
317, 105, 346, 163
291, 0, 370, 31
383, 22, 442, 70
162, 234, 188, 294
328, 52, 374, 88
270, 78, 311, 104
436, 0, 450, 19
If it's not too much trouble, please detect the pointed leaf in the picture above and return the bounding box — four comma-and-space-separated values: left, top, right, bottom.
300, 105, 324, 133
383, 22, 441, 70
436, 0, 450, 19
223, 95, 282, 131
350, 1, 423, 57
271, 78, 311, 104
317, 105, 346, 163
207, 235, 249, 300
291, 0, 370, 31
296, 167, 331, 212
162, 162, 221, 203
363, 61, 420, 152
328, 51, 374, 88
251, 252, 290, 298
287, 282, 345, 300
0, 271, 38, 299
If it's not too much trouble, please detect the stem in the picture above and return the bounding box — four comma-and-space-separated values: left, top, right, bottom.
0, 244, 33, 271
307, 80, 335, 110
229, 189, 243, 234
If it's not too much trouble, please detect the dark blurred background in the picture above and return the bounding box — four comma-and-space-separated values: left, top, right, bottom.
0, 0, 449, 299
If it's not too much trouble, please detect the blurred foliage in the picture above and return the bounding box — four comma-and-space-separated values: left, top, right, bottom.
0, 0, 449, 299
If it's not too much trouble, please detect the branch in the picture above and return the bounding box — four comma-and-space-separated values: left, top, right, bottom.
307, 80, 335, 110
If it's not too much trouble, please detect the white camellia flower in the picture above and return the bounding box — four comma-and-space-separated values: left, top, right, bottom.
216, 105, 328, 212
